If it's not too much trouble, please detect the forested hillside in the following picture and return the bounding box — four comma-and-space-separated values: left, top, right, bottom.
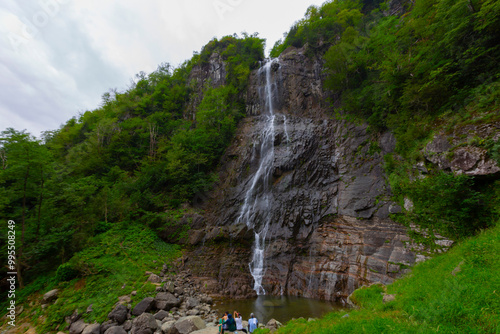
0, 34, 264, 292
0, 0, 499, 332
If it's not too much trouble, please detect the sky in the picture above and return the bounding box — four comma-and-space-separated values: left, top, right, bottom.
0, 0, 327, 138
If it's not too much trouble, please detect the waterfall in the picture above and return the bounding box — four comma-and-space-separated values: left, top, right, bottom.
236, 59, 278, 295
283, 115, 290, 145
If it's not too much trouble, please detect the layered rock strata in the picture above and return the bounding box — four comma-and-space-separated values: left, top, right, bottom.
182, 47, 459, 301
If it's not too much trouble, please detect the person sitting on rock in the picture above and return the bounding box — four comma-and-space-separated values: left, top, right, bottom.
219, 312, 229, 334
234, 311, 247, 333
222, 312, 237, 333
248, 313, 258, 333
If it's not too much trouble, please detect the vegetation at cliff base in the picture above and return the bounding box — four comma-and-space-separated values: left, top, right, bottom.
255, 223, 500, 333
21, 224, 180, 332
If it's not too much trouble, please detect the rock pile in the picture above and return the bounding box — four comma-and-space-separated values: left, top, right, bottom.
63, 268, 220, 334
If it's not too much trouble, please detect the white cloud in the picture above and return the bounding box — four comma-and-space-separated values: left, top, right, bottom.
0, 0, 326, 138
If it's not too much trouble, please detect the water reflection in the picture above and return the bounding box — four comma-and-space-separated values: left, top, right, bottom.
213, 295, 343, 325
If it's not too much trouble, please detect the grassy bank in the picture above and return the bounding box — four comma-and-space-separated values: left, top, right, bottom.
255, 223, 500, 334
0, 223, 181, 332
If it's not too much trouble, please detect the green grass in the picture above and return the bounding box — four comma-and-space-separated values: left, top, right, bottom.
265, 223, 500, 334
0, 222, 181, 332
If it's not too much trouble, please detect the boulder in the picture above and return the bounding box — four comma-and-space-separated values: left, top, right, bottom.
118, 295, 131, 305
190, 328, 220, 334
155, 292, 180, 311
147, 274, 162, 284
131, 312, 158, 334
154, 310, 169, 321
164, 281, 175, 294
174, 316, 206, 334
123, 320, 133, 332
42, 289, 60, 304
82, 323, 101, 334
132, 297, 155, 316
185, 297, 200, 310
451, 146, 500, 176
69, 320, 88, 334
65, 310, 81, 325
100, 321, 118, 334
265, 319, 282, 332
160, 321, 176, 334
104, 327, 127, 334
108, 304, 128, 324
383, 294, 396, 303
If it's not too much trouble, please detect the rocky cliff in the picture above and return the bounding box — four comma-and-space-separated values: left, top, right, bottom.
176, 46, 494, 302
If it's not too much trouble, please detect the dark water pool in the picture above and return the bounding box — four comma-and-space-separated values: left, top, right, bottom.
213, 295, 344, 325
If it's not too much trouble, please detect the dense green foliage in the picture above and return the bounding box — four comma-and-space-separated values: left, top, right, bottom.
272, 0, 499, 133
387, 164, 498, 239
0, 34, 264, 300
256, 223, 500, 333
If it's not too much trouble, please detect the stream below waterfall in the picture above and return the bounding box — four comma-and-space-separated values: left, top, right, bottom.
213, 296, 344, 325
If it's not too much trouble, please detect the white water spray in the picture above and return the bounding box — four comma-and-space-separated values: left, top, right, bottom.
236, 59, 278, 295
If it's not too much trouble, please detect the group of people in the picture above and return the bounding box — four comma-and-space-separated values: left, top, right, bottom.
218, 311, 258, 333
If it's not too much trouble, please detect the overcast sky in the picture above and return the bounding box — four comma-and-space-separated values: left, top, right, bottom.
0, 0, 326, 138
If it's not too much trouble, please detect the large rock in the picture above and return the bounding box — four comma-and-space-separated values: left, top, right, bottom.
451, 146, 500, 176
174, 316, 206, 334
100, 321, 118, 334
153, 310, 169, 321
132, 297, 155, 316
190, 328, 220, 334
160, 321, 176, 334
82, 323, 101, 334
104, 327, 127, 334
42, 289, 59, 304
265, 319, 283, 332
147, 274, 162, 284
185, 297, 200, 310
108, 304, 128, 324
164, 281, 175, 294
155, 292, 180, 311
69, 320, 88, 334
123, 320, 133, 332
131, 313, 158, 334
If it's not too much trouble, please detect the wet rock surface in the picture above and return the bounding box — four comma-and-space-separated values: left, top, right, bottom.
184, 47, 423, 301
179, 47, 467, 302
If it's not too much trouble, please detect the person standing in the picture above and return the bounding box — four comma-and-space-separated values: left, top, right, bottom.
248, 313, 258, 333
234, 311, 247, 333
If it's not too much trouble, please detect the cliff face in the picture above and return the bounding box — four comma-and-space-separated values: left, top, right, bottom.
181, 47, 456, 301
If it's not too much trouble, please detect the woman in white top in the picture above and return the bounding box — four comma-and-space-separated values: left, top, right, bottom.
233, 311, 247, 333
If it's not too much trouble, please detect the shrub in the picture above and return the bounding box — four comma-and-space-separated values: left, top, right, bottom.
55, 263, 79, 282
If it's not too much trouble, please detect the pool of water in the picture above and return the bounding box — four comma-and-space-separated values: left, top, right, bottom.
213, 295, 343, 325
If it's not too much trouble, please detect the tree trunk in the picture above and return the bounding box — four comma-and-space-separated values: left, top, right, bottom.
36, 166, 44, 236
18, 161, 29, 289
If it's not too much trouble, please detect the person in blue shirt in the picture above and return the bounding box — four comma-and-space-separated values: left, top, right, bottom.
248, 313, 258, 333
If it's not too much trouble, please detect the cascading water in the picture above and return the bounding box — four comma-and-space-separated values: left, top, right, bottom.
236, 59, 278, 295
